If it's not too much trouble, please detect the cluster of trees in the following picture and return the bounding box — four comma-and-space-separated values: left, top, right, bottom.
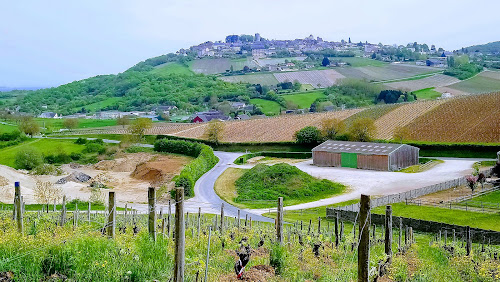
444, 63, 483, 80
311, 79, 382, 111
294, 117, 377, 145
8, 70, 253, 115
377, 90, 416, 104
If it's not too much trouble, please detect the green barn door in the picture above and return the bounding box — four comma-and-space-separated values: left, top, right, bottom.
341, 153, 358, 168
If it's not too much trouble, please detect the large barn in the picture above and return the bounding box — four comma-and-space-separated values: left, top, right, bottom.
312, 140, 419, 171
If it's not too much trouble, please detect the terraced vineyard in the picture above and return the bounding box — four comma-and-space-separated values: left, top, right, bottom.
404, 92, 500, 143
172, 109, 361, 142
342, 103, 402, 129
444, 71, 500, 94
384, 74, 460, 92
337, 64, 438, 82
190, 58, 259, 74
374, 100, 446, 140
220, 73, 279, 85
273, 70, 345, 88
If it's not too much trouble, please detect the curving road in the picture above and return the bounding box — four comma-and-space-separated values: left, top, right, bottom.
184, 151, 274, 222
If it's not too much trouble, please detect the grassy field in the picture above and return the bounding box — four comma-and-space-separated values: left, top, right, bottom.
72, 97, 121, 112
281, 91, 326, 108
37, 118, 117, 130
213, 167, 246, 208
468, 190, 500, 203
329, 57, 386, 67
447, 72, 500, 93
249, 98, 281, 115
219, 73, 279, 85
151, 62, 193, 76
0, 123, 18, 133
0, 139, 85, 167
413, 87, 442, 100
372, 203, 500, 231
398, 159, 444, 173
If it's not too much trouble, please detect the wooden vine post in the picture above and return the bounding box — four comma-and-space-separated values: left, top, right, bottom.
60, 195, 67, 226
14, 182, 23, 235
385, 205, 393, 263
148, 187, 156, 242
358, 194, 370, 282
174, 187, 185, 282
277, 197, 284, 244
107, 191, 116, 239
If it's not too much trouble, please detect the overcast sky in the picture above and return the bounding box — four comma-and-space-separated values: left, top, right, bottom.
1, 0, 499, 88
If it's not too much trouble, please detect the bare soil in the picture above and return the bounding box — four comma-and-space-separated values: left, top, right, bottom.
0, 152, 192, 207
219, 265, 275, 282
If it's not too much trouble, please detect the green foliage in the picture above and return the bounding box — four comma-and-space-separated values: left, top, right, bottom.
154, 140, 218, 197
30, 164, 63, 176
15, 147, 44, 170
83, 142, 106, 154
270, 243, 287, 275
323, 79, 382, 108
348, 118, 376, 142
234, 151, 312, 165
8, 70, 252, 115
41, 247, 75, 277
377, 90, 416, 104
44, 152, 72, 164
444, 63, 482, 80
234, 163, 345, 203
294, 126, 322, 145
75, 137, 87, 144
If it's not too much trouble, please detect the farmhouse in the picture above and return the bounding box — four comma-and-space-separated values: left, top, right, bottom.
191, 111, 230, 123
312, 140, 419, 171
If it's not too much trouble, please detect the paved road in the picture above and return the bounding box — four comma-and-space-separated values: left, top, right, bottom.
184, 151, 274, 222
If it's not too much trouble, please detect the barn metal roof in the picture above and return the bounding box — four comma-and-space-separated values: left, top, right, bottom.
312, 140, 413, 155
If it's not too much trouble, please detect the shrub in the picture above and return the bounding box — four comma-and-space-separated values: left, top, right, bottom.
154, 139, 218, 197
294, 126, 322, 145
75, 137, 87, 144
70, 152, 82, 160
83, 142, 106, 154
41, 247, 75, 277
45, 152, 72, 164
31, 164, 63, 176
270, 243, 287, 275
15, 147, 44, 170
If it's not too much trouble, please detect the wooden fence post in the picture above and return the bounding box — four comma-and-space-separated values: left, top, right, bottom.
358, 194, 371, 282
317, 217, 321, 234
168, 199, 172, 238
14, 182, 23, 235
148, 187, 156, 242
385, 205, 392, 263
204, 227, 212, 282
237, 209, 240, 231
466, 226, 471, 256
87, 202, 91, 222
60, 195, 66, 226
220, 203, 224, 234
335, 211, 339, 247
197, 207, 201, 237
174, 187, 185, 282
277, 197, 283, 244
107, 191, 116, 239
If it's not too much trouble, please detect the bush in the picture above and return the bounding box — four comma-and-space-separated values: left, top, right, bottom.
70, 152, 82, 160
270, 243, 287, 275
31, 164, 63, 176
294, 126, 322, 145
15, 147, 44, 170
41, 247, 75, 277
75, 137, 87, 144
154, 140, 218, 197
83, 142, 106, 154
45, 152, 72, 164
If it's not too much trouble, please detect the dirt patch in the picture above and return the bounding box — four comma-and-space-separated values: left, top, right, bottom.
219, 265, 275, 282
0, 271, 14, 281
94, 153, 154, 172
417, 185, 487, 204
131, 155, 192, 186
0, 176, 9, 186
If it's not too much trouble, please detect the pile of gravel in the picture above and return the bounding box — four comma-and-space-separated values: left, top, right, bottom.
56, 172, 91, 184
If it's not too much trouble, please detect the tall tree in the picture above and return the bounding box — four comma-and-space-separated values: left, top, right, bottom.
18, 116, 40, 137
63, 118, 79, 131
320, 118, 345, 140
322, 57, 331, 67
204, 120, 224, 145
348, 118, 376, 142
128, 118, 153, 141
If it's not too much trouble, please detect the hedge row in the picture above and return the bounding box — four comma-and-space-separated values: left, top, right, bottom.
154, 139, 219, 197
234, 151, 312, 165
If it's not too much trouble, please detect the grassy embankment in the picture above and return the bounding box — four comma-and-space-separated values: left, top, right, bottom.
214, 163, 346, 209
0, 139, 85, 168
412, 87, 442, 100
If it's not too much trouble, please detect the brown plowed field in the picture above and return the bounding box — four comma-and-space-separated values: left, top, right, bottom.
173, 109, 362, 142
374, 100, 446, 140
404, 92, 500, 143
